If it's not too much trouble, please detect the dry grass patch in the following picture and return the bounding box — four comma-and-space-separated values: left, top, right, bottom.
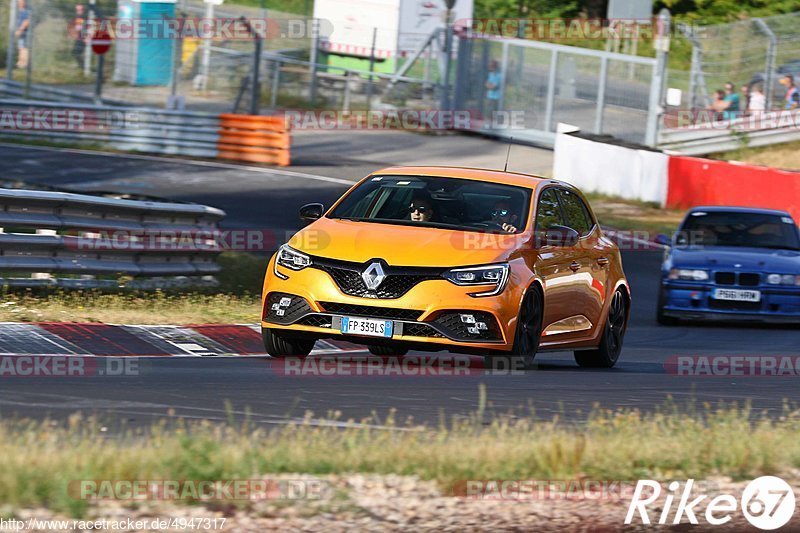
1, 399, 799, 516
0, 292, 260, 324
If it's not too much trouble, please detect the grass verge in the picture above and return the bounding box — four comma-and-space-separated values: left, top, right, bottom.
0, 253, 265, 324
584, 193, 685, 236
711, 140, 800, 172
1, 398, 799, 516
0, 291, 261, 324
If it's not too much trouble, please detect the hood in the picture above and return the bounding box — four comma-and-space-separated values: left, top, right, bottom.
287, 217, 522, 267
670, 246, 800, 273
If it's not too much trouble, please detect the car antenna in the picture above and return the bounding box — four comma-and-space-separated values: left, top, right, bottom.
503, 137, 513, 172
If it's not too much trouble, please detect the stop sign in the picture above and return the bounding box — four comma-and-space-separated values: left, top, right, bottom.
92, 29, 112, 55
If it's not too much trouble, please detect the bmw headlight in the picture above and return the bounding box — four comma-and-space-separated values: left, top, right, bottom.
274, 244, 312, 279
443, 263, 510, 297
766, 273, 800, 286
668, 268, 709, 281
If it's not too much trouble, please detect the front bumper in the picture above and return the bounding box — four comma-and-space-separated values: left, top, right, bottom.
660, 280, 800, 324
262, 257, 522, 352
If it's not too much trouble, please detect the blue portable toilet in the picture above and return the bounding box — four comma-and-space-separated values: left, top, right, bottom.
113, 0, 176, 85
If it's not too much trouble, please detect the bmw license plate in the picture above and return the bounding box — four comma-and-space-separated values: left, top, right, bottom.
340, 317, 393, 338
713, 288, 761, 302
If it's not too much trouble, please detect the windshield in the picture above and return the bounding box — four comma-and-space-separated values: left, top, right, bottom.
678, 211, 800, 250
328, 175, 532, 234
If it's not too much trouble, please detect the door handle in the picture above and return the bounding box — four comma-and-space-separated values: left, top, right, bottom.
596, 257, 610, 267
569, 261, 581, 272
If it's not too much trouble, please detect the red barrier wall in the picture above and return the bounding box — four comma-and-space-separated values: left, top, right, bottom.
667, 156, 800, 223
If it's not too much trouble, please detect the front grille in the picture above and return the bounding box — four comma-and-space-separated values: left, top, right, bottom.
709, 299, 762, 311
264, 292, 312, 324
319, 302, 423, 321
433, 311, 502, 342
296, 314, 333, 328
312, 257, 442, 299
739, 273, 760, 286
714, 272, 760, 287
402, 322, 444, 338
715, 272, 736, 285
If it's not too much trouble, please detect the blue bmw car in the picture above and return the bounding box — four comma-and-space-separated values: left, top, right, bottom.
655, 206, 800, 325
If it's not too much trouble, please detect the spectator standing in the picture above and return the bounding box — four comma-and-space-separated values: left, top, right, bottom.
721, 82, 740, 120
779, 75, 800, 110
740, 85, 750, 114
748, 85, 766, 113
14, 0, 31, 69
68, 4, 87, 70
707, 90, 726, 120
485, 60, 502, 118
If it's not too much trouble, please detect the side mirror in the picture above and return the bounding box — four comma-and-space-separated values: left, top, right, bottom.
543, 225, 580, 247
654, 233, 671, 246
299, 203, 324, 223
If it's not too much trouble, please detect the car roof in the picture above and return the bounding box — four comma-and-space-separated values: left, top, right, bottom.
687, 205, 793, 218
371, 166, 551, 189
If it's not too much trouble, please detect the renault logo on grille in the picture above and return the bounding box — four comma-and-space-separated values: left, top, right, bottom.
362, 262, 386, 290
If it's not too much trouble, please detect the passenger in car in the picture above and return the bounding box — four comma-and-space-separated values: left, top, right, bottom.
488, 200, 519, 233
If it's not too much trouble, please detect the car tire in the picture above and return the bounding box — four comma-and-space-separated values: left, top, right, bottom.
575, 289, 628, 368
262, 327, 315, 357
367, 345, 409, 356
656, 287, 679, 326
486, 288, 543, 371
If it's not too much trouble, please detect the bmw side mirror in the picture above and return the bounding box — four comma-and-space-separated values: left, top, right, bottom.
544, 225, 580, 247
299, 203, 324, 223
654, 233, 671, 246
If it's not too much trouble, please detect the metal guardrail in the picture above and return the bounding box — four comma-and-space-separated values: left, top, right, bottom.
0, 99, 222, 159
0, 188, 226, 289
658, 121, 800, 156
0, 99, 291, 164
0, 79, 130, 107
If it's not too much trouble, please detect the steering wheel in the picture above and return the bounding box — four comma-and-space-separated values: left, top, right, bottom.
472, 221, 507, 232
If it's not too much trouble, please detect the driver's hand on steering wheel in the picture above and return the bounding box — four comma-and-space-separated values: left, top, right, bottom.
501, 222, 517, 233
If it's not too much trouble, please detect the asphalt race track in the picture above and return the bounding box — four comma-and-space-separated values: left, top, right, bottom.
0, 140, 798, 427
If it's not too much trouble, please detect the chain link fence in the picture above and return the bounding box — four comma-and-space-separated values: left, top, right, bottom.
454, 34, 659, 146
679, 12, 800, 112
2, 0, 442, 114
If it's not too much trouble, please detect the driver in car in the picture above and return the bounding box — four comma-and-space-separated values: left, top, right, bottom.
488, 201, 518, 233
408, 194, 435, 223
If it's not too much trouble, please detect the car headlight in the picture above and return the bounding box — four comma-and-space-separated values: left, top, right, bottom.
443, 263, 510, 297
766, 273, 800, 286
668, 268, 709, 281
274, 244, 312, 279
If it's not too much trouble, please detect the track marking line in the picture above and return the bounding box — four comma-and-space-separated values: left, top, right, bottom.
0, 142, 355, 185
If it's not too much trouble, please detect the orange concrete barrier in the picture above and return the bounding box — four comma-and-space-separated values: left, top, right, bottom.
217, 113, 290, 166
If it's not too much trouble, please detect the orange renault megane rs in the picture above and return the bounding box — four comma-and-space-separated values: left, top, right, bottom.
261, 167, 630, 368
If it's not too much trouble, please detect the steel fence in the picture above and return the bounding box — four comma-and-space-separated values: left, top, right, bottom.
0, 187, 225, 289
453, 33, 660, 147
679, 12, 800, 112
1, 0, 439, 115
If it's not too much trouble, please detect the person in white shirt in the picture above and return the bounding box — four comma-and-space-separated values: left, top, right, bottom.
748, 85, 766, 113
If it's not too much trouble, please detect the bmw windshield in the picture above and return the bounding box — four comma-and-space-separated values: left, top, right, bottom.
677, 211, 800, 250
328, 175, 532, 234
